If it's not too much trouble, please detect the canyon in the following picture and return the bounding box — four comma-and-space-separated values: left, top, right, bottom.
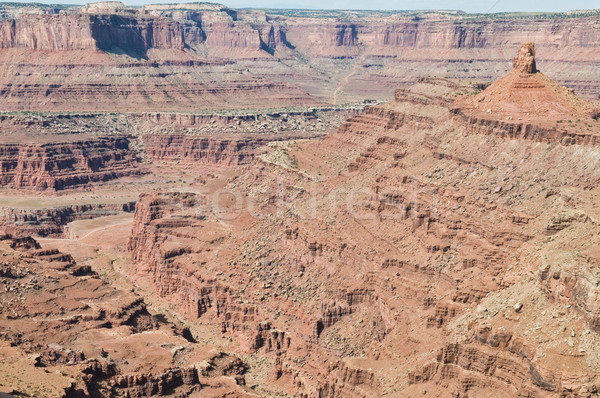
119, 45, 600, 396
0, 2, 599, 397
0, 3, 600, 113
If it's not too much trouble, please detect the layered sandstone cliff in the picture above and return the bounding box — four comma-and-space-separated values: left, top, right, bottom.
126, 45, 600, 396
1, 3, 600, 112
0, 136, 143, 190
144, 134, 282, 165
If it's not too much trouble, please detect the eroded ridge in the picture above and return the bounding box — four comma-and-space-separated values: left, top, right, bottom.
124, 46, 600, 396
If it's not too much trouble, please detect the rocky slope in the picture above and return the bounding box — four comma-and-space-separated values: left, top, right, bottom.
1, 3, 600, 112
127, 44, 600, 396
0, 232, 261, 397
0, 106, 361, 198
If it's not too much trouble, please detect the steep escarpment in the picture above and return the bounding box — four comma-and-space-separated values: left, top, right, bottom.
2, 4, 600, 112
0, 10, 183, 53
127, 193, 234, 321
127, 192, 337, 395
143, 134, 272, 166
127, 44, 600, 396
0, 4, 317, 112
90, 14, 185, 54
0, 136, 143, 190
0, 14, 94, 50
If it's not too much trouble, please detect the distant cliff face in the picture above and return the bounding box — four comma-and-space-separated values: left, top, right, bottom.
0, 13, 185, 53
0, 14, 95, 50
0, 5, 285, 53
90, 15, 185, 53
3, 5, 600, 56
0, 4, 599, 111
280, 16, 600, 52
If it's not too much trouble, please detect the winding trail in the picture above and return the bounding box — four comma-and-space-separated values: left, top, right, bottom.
333, 52, 366, 105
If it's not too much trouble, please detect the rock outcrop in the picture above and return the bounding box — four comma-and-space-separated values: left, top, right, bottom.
0, 12, 184, 53
111, 367, 200, 397
513, 42, 537, 74
2, 5, 600, 112
0, 232, 256, 397
126, 44, 600, 396
455, 43, 600, 134
1, 9, 600, 395
143, 134, 272, 166
0, 136, 143, 190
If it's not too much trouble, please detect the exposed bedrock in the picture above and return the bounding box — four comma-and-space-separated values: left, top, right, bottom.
0, 230, 257, 396
513, 42, 537, 74
1, 5, 600, 113
0, 13, 185, 53
0, 234, 193, 396
111, 367, 201, 397
0, 79, 315, 112
452, 109, 600, 147
409, 328, 600, 397
0, 202, 135, 237
0, 136, 143, 190
5, 8, 600, 55
318, 360, 380, 398
0, 9, 285, 53
128, 192, 246, 322
278, 15, 600, 54
118, 42, 600, 396
138, 107, 349, 127
143, 134, 275, 166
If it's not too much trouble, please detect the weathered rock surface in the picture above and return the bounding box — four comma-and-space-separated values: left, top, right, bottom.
1, 9, 600, 394
1, 4, 600, 112
126, 44, 600, 396
456, 42, 600, 133
143, 134, 275, 166
0, 232, 256, 397
0, 201, 135, 237
0, 136, 143, 190
514, 42, 537, 74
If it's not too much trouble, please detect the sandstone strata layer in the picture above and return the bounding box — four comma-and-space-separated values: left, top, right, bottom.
0, 136, 143, 190
0, 234, 254, 397
1, 3, 600, 112
126, 45, 600, 396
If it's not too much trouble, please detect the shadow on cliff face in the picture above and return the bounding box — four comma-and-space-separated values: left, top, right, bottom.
101, 44, 147, 59
90, 15, 150, 59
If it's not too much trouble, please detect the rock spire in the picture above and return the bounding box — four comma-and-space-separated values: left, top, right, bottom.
513, 42, 537, 74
